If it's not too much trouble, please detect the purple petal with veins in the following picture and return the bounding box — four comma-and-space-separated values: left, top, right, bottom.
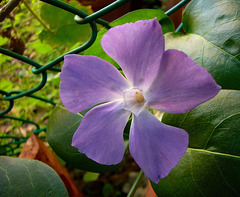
60, 18, 221, 183
72, 101, 130, 165
101, 18, 165, 90
146, 49, 221, 113
130, 110, 188, 183
60, 54, 130, 113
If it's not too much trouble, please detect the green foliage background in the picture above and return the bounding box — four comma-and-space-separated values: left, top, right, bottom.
0, 0, 239, 196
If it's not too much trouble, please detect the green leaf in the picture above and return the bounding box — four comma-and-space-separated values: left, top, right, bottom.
151, 90, 240, 196
165, 0, 240, 90
47, 104, 118, 173
103, 183, 114, 196
28, 40, 52, 54
39, 24, 91, 46
40, 0, 91, 29
83, 172, 100, 182
0, 78, 13, 91
0, 37, 9, 46
110, 9, 174, 33
84, 9, 174, 69
39, 0, 91, 46
0, 54, 11, 64
0, 156, 68, 197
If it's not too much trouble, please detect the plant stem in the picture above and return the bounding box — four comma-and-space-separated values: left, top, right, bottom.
127, 170, 145, 197
22, 0, 53, 33
0, 0, 22, 22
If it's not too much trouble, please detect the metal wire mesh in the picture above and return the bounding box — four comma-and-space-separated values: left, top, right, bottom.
0, 0, 190, 155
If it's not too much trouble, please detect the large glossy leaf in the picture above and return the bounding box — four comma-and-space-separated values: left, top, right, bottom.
84, 9, 174, 69
165, 0, 240, 90
151, 90, 240, 196
109, 9, 174, 33
0, 156, 68, 197
47, 104, 118, 173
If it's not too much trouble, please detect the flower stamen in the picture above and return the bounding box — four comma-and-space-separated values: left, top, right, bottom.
135, 92, 145, 102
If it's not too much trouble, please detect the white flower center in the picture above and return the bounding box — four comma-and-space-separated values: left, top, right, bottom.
122, 88, 146, 116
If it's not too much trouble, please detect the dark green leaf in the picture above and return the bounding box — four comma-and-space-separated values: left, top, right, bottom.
152, 90, 240, 196
0, 156, 68, 197
84, 9, 174, 68
109, 9, 174, 33
165, 0, 240, 90
47, 104, 118, 173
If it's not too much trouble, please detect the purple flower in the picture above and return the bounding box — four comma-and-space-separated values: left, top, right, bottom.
59, 18, 221, 183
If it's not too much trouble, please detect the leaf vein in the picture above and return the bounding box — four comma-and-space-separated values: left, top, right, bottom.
38, 163, 53, 196
179, 111, 190, 127
0, 166, 11, 197
200, 18, 239, 37
189, 34, 240, 64
21, 162, 34, 189
190, 150, 206, 196
188, 148, 240, 159
213, 156, 239, 195
203, 112, 240, 149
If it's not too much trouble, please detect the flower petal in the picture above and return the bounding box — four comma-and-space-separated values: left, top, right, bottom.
129, 110, 188, 183
72, 101, 131, 165
146, 49, 221, 113
60, 54, 130, 113
101, 18, 165, 90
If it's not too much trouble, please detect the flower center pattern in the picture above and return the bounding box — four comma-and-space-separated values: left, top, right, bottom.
122, 88, 146, 116
135, 92, 145, 102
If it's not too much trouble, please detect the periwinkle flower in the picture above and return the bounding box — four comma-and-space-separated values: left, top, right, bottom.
60, 18, 221, 183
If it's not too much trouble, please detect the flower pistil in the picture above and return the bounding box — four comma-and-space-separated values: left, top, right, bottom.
122, 88, 146, 116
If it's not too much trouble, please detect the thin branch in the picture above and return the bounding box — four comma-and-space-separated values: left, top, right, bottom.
0, 0, 22, 22
127, 170, 145, 197
22, 0, 54, 33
